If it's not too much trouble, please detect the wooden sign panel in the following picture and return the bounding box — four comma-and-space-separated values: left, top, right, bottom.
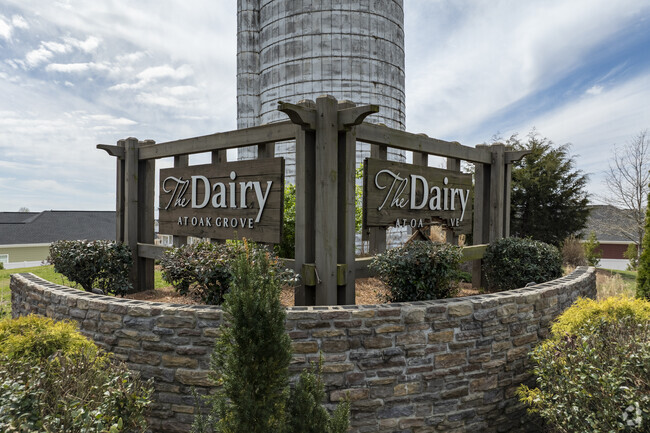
159, 158, 284, 243
364, 158, 473, 234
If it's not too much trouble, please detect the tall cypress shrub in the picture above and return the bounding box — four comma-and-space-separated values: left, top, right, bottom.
193, 242, 349, 433
636, 192, 650, 299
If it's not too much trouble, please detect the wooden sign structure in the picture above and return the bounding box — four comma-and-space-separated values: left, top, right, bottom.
99, 94, 527, 304
364, 158, 473, 234
158, 158, 284, 244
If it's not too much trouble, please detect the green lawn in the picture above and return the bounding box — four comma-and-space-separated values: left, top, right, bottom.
0, 265, 167, 317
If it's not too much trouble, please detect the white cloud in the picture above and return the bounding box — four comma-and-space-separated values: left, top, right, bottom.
64, 35, 100, 52
406, 0, 650, 138
586, 85, 604, 95
24, 47, 54, 67
45, 62, 109, 73
137, 64, 193, 82
42, 41, 70, 54
0, 15, 12, 40
11, 15, 28, 29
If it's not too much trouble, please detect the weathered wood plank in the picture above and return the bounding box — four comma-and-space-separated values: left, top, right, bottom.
314, 95, 339, 305
357, 123, 492, 164
294, 124, 316, 306
137, 243, 169, 260
489, 145, 505, 242
123, 138, 140, 291
138, 121, 296, 160
364, 158, 473, 234
137, 143, 155, 291
159, 158, 284, 244
338, 101, 358, 304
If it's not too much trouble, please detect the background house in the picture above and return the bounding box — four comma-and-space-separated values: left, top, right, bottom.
0, 211, 115, 269
583, 205, 635, 270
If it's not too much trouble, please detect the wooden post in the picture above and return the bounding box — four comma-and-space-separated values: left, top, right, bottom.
489, 144, 506, 242
123, 137, 140, 291
138, 140, 155, 291
295, 122, 316, 305
115, 139, 126, 243
314, 95, 339, 306
337, 100, 357, 305
472, 145, 491, 288
368, 143, 387, 254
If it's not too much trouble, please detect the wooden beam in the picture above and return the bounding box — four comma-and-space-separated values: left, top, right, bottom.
138, 243, 170, 260
97, 144, 125, 158
505, 150, 532, 164
138, 121, 296, 160
357, 123, 492, 164
277, 101, 317, 130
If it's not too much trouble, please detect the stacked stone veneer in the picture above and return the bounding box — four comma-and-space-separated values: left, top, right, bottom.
11, 267, 596, 433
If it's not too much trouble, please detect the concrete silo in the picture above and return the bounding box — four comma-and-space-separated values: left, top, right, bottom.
237, 0, 406, 171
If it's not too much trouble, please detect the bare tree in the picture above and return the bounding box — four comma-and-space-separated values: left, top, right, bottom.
603, 130, 650, 254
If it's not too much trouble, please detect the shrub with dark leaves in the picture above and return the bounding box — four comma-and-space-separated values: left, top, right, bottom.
161, 241, 297, 305
48, 240, 133, 295
369, 241, 462, 302
483, 237, 562, 291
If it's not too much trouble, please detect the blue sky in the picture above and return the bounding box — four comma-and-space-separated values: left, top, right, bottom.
0, 0, 649, 212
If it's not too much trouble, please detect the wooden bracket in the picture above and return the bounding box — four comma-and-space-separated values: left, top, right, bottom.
278, 101, 317, 130
337, 104, 379, 130
505, 150, 532, 164
97, 144, 124, 158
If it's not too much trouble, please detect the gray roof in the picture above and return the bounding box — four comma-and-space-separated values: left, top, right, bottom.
583, 205, 634, 243
0, 211, 115, 245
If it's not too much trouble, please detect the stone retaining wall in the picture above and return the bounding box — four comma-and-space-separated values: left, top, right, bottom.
11, 267, 596, 432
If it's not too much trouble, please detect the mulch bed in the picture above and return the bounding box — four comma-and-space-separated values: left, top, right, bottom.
125, 278, 479, 307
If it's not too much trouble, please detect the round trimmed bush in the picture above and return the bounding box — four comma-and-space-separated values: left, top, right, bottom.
483, 237, 562, 291
0, 315, 152, 432
0, 315, 97, 362
369, 241, 462, 302
518, 296, 650, 432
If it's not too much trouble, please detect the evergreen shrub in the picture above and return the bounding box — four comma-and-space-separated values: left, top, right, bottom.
518, 297, 650, 432
0, 316, 152, 432
583, 231, 602, 267
483, 237, 562, 291
369, 240, 463, 302
48, 239, 133, 295
637, 194, 650, 299
192, 242, 349, 433
161, 241, 296, 305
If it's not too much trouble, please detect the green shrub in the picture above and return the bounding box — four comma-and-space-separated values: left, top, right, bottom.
275, 183, 297, 259
583, 231, 602, 267
518, 297, 650, 432
192, 243, 348, 433
483, 237, 562, 291
0, 316, 152, 432
369, 241, 462, 302
562, 235, 587, 267
0, 315, 97, 362
48, 240, 133, 295
0, 262, 3, 270
624, 243, 639, 271
161, 241, 296, 305
286, 362, 350, 433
